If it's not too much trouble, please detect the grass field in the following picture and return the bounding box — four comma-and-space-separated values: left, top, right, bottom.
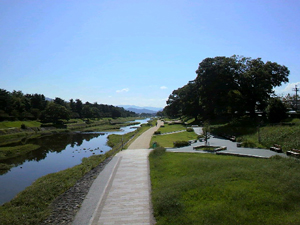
241, 123, 300, 151
0, 121, 41, 129
150, 150, 300, 225
151, 131, 198, 148
158, 124, 187, 133
211, 118, 300, 151
150, 123, 198, 148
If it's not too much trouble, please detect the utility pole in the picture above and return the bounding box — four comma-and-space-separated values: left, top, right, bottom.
293, 85, 299, 111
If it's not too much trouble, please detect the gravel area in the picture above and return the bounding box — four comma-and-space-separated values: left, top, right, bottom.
40, 156, 113, 225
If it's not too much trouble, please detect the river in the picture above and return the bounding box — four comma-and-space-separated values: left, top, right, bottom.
0, 118, 149, 205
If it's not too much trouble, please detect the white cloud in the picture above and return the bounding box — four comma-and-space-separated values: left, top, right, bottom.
274, 82, 300, 95
116, 88, 129, 93
282, 82, 300, 92
160, 86, 167, 90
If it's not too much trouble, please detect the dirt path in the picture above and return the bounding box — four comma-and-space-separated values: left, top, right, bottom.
128, 120, 163, 149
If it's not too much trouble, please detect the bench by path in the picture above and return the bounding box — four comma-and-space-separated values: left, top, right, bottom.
167, 129, 287, 158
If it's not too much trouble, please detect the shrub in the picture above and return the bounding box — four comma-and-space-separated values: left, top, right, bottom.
173, 141, 189, 148
186, 127, 193, 132
151, 147, 166, 157
154, 131, 161, 135
241, 140, 257, 148
21, 124, 27, 129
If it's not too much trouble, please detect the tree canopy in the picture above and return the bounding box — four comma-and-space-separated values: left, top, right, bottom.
0, 89, 137, 121
164, 55, 290, 121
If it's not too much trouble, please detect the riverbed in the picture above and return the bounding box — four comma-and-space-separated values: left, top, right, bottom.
0, 118, 149, 205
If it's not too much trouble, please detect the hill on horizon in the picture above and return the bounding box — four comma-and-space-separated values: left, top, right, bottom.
118, 105, 163, 114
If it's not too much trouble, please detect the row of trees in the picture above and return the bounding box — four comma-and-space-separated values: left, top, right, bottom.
164, 55, 294, 122
0, 89, 137, 122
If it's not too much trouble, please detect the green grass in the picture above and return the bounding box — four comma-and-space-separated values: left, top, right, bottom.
150, 151, 300, 225
151, 131, 198, 148
0, 144, 40, 161
158, 124, 186, 134
211, 118, 300, 151
241, 125, 300, 151
0, 121, 41, 129
0, 154, 109, 225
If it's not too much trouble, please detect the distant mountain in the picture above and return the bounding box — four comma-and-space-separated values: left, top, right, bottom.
45, 97, 53, 101
118, 105, 163, 114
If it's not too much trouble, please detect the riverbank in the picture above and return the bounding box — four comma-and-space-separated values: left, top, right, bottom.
0, 117, 140, 161
0, 119, 155, 225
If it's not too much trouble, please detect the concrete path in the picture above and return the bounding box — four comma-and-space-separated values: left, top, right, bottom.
127, 120, 164, 149
167, 127, 287, 158
73, 120, 162, 225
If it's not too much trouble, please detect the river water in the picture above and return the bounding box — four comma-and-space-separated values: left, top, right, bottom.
0, 118, 149, 205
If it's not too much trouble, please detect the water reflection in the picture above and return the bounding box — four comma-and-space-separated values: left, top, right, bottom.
0, 118, 149, 205
1, 133, 104, 174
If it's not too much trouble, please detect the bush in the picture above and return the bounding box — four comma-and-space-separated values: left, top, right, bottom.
186, 127, 193, 132
241, 140, 257, 148
154, 131, 161, 135
173, 141, 189, 148
21, 124, 27, 129
151, 147, 166, 157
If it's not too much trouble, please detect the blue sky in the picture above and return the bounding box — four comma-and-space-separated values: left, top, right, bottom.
1, 0, 299, 108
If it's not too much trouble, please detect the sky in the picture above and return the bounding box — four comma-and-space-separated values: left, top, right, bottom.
1, 0, 300, 108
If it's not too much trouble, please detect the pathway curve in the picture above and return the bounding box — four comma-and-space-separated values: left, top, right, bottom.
73, 120, 163, 225
127, 120, 164, 149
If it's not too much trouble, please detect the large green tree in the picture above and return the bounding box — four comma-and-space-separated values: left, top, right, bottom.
235, 57, 289, 117
165, 55, 289, 120
195, 56, 289, 119
42, 102, 70, 123
195, 56, 239, 119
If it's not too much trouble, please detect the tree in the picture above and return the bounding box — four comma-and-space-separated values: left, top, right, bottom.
195, 56, 239, 119
54, 97, 67, 107
194, 56, 289, 119
26, 94, 47, 111
266, 98, 287, 123
236, 57, 289, 117
42, 102, 70, 123
281, 93, 299, 111
202, 121, 211, 145
0, 89, 12, 114
75, 99, 83, 117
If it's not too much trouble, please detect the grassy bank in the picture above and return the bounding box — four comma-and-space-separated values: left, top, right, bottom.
157, 123, 186, 134
150, 150, 300, 224
151, 123, 198, 148
0, 118, 142, 160
0, 118, 153, 225
0, 154, 107, 225
0, 117, 140, 146
211, 118, 300, 151
0, 121, 41, 129
0, 144, 40, 161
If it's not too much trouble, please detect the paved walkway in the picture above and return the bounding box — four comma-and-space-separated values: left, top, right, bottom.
128, 120, 164, 149
73, 120, 163, 225
167, 127, 287, 158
